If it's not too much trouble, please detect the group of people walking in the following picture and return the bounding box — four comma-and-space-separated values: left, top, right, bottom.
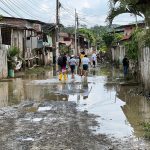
57, 51, 97, 81
57, 50, 130, 81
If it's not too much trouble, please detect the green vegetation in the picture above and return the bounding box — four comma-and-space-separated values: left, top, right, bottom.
8, 46, 20, 58
62, 25, 116, 53
107, 0, 150, 26
61, 26, 75, 34
137, 29, 150, 48
124, 30, 139, 60
106, 0, 150, 61
59, 44, 69, 54
102, 32, 115, 48
25, 66, 52, 74
141, 122, 150, 139
100, 45, 108, 52
7, 47, 20, 69
79, 28, 96, 46
124, 28, 150, 60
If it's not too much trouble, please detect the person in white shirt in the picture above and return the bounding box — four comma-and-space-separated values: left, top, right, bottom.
69, 55, 77, 79
91, 52, 97, 68
81, 55, 90, 77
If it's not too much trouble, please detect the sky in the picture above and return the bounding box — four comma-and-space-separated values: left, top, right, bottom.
0, 0, 144, 27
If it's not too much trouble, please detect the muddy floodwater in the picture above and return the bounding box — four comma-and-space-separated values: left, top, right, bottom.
0, 66, 150, 149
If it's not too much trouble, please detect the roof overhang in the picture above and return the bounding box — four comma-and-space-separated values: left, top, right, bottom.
59, 41, 72, 46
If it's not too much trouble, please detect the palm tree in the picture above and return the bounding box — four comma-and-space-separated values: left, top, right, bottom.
107, 0, 150, 26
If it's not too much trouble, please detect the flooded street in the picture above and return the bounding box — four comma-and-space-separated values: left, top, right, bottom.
0, 66, 150, 149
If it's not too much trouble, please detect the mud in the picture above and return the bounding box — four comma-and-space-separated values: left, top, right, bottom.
0, 100, 147, 150
0, 66, 150, 149
0, 101, 109, 150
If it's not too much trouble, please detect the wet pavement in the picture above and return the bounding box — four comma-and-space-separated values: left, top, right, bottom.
0, 66, 150, 149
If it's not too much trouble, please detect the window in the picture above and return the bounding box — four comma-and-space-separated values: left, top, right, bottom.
1, 28, 11, 45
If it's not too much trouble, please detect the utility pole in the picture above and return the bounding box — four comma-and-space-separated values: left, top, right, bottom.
75, 9, 77, 55
55, 0, 60, 63
77, 13, 79, 54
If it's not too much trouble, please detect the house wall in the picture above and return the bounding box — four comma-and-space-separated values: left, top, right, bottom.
11, 29, 24, 53
124, 27, 133, 37
26, 36, 42, 49
140, 47, 150, 91
112, 45, 125, 63
0, 18, 54, 68
43, 35, 53, 64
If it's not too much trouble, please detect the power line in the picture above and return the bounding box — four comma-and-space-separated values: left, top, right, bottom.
7, 0, 54, 21
0, 0, 23, 18
0, 6, 14, 17
21, 0, 54, 18
61, 6, 75, 18
5, 0, 39, 20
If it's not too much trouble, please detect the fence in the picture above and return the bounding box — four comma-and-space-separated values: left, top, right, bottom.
140, 47, 150, 90
0, 47, 8, 78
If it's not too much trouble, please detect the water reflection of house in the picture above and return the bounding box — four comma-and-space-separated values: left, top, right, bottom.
0, 16, 56, 70
0, 79, 26, 107
8, 78, 25, 105
0, 82, 8, 107
116, 85, 150, 137
25, 83, 69, 101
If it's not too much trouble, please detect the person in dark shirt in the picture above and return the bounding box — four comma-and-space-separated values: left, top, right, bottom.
57, 53, 67, 81
122, 55, 129, 77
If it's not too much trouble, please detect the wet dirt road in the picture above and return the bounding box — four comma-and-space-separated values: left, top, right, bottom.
0, 66, 150, 150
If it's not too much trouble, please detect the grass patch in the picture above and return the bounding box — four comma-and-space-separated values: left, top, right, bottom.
25, 66, 52, 75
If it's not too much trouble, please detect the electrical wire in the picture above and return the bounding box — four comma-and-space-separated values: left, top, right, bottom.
0, 0, 56, 23
0, 0, 23, 18
7, 0, 54, 21
21, 0, 54, 18
0, 6, 14, 17
5, 0, 39, 20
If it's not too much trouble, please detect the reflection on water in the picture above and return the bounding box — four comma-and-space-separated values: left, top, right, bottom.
117, 85, 150, 137
0, 82, 8, 107
0, 67, 150, 143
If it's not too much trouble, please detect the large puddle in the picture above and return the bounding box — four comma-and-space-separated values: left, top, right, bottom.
0, 66, 150, 144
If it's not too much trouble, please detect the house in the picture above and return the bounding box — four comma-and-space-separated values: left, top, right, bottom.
58, 32, 91, 55
59, 32, 75, 54
0, 16, 56, 71
111, 22, 145, 63
111, 21, 150, 92
78, 34, 91, 54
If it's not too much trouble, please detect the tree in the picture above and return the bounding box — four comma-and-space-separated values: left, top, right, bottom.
102, 33, 114, 48
62, 25, 116, 52
79, 28, 96, 46
107, 0, 150, 26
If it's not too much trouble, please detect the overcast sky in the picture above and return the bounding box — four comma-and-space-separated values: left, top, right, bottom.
0, 0, 144, 27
